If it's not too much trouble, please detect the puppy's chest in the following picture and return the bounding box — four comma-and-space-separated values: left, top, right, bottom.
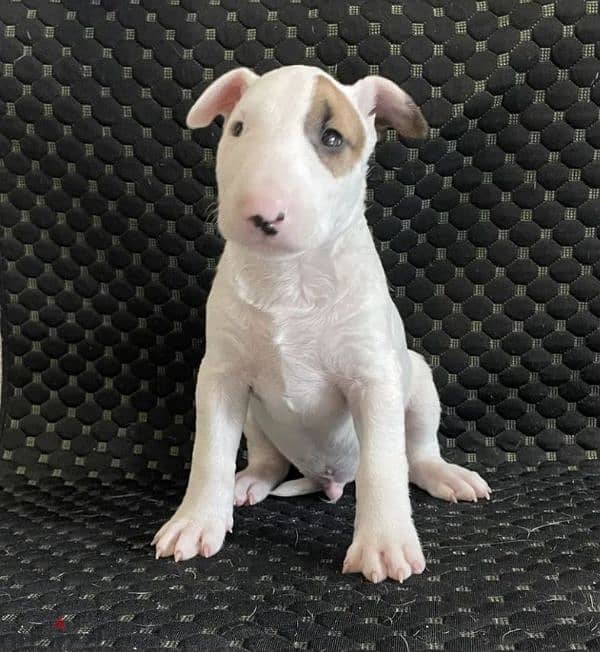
247, 318, 341, 420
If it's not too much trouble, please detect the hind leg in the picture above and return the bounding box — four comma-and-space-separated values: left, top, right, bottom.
234, 410, 290, 507
406, 351, 491, 502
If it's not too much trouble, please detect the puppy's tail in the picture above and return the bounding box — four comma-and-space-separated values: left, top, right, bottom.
269, 477, 321, 497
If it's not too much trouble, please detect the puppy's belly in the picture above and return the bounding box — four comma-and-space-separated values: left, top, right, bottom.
248, 386, 359, 484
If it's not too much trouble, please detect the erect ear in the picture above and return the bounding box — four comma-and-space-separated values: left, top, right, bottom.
186, 67, 259, 129
352, 76, 428, 139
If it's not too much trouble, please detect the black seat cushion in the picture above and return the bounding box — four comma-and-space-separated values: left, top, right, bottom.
1, 468, 600, 650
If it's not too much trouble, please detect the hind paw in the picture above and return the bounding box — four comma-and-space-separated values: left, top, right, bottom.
409, 458, 491, 502
234, 465, 287, 506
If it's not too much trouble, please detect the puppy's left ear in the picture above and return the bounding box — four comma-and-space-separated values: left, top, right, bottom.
186, 67, 259, 129
352, 76, 428, 139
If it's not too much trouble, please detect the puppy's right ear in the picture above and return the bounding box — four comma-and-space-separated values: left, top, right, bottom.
186, 68, 258, 129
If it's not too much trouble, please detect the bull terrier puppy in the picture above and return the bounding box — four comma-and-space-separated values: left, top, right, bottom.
152, 65, 490, 583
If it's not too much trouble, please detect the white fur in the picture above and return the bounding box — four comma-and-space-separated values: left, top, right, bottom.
153, 66, 491, 583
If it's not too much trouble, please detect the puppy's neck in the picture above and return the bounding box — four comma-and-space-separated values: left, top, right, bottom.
220, 205, 380, 313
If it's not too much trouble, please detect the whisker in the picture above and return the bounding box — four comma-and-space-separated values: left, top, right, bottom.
204, 201, 219, 224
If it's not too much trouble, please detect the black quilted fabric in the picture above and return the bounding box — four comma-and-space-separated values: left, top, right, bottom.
2, 469, 600, 649
1, 0, 599, 648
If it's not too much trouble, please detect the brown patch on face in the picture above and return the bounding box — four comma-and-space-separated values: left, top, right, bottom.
304, 76, 366, 178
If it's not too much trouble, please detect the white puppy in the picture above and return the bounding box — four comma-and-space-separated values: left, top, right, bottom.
153, 65, 490, 583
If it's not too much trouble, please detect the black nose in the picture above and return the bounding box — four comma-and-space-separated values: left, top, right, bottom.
249, 213, 285, 236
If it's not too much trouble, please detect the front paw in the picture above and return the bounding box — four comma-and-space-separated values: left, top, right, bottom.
342, 522, 426, 584
152, 506, 233, 562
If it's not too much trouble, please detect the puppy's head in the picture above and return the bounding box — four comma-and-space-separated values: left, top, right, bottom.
187, 66, 427, 256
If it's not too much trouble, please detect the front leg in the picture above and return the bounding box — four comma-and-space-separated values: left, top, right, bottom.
342, 377, 426, 583
153, 362, 249, 561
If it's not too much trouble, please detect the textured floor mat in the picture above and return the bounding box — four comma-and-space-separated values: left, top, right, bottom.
1, 0, 600, 486
1, 467, 599, 650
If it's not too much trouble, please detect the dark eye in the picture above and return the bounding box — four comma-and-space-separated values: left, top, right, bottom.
321, 128, 344, 148
231, 121, 243, 137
